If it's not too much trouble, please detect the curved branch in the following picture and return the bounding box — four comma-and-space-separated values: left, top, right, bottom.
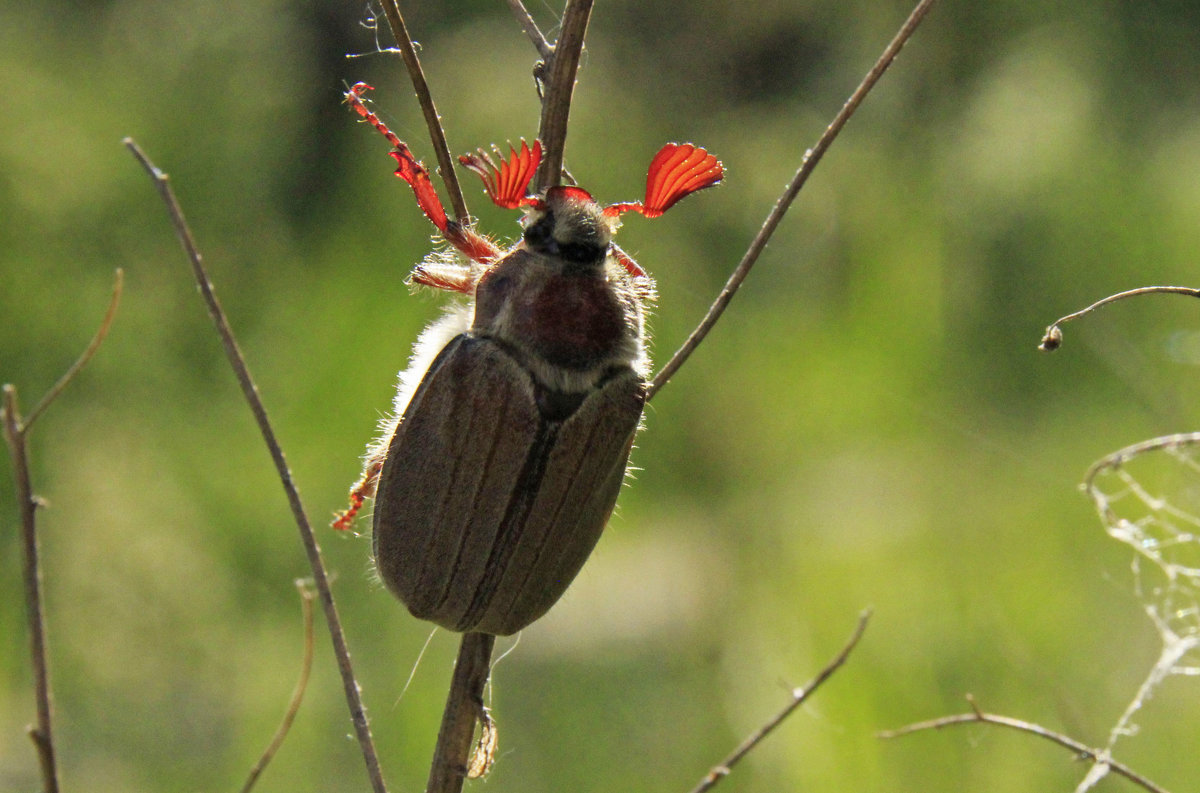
1039, 285, 1200, 351
240, 581, 316, 793
647, 0, 938, 400
25, 268, 124, 430
880, 697, 1172, 793
125, 139, 389, 793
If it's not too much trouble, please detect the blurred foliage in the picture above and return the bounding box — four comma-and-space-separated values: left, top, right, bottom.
3, 0, 1200, 791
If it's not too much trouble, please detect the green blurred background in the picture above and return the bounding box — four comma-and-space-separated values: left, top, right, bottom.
3, 0, 1200, 790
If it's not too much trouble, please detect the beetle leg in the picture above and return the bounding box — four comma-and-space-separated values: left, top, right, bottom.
345, 84, 502, 266
409, 256, 481, 294
610, 243, 647, 278
332, 457, 383, 531
610, 243, 657, 301
389, 145, 503, 266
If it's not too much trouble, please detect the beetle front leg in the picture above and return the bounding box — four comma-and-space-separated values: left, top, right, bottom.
409, 254, 481, 294
333, 456, 384, 531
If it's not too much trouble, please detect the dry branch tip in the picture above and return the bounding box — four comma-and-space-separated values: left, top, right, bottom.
1040, 285, 1200, 352
686, 610, 871, 793
647, 0, 938, 400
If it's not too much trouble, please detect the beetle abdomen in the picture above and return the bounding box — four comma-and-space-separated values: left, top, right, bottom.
372, 334, 644, 635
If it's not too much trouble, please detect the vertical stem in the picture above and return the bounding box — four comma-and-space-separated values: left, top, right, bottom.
534, 0, 593, 190
425, 633, 496, 793
3, 386, 60, 793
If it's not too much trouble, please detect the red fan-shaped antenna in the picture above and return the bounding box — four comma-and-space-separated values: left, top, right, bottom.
459, 140, 542, 210
641, 143, 724, 217
607, 143, 724, 219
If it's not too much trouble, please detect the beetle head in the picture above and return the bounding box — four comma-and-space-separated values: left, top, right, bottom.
521, 186, 618, 268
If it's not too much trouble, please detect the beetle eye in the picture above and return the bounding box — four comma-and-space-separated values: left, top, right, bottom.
523, 216, 553, 249
558, 241, 605, 265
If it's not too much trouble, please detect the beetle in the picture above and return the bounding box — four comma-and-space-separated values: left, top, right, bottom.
335, 83, 722, 635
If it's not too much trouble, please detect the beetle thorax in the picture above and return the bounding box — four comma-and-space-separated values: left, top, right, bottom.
470, 188, 647, 394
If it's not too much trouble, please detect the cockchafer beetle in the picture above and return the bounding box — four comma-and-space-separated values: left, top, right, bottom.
336, 83, 723, 635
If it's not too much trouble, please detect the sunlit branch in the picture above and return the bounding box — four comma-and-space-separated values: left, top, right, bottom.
125, 138, 389, 793
880, 696, 1172, 793
687, 611, 871, 793
648, 0, 939, 400
1039, 285, 1200, 352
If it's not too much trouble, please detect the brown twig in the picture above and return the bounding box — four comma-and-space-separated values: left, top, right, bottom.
534, 0, 593, 191
1038, 285, 1200, 351
879, 695, 1172, 793
647, 0, 938, 400
24, 270, 125, 431
2, 268, 123, 793
377, 0, 470, 222
504, 0, 554, 60
686, 611, 871, 793
4, 385, 59, 793
425, 632, 497, 793
124, 138, 389, 793
239, 581, 317, 793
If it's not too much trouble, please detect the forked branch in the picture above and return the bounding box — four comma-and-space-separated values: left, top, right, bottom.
124, 139, 389, 793
3, 267, 124, 793
880, 696, 1172, 793
505, 0, 554, 61
376, 2, 597, 790
534, 0, 592, 191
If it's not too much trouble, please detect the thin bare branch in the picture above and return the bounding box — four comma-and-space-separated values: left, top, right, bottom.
124, 138, 389, 793
1038, 285, 1200, 352
4, 270, 125, 793
426, 632, 497, 793
3, 386, 59, 793
687, 611, 872, 793
505, 0, 554, 60
647, 0, 938, 401
377, 0, 470, 222
879, 697, 1172, 793
535, 0, 593, 190
24, 269, 124, 431
1083, 431, 1200, 496
240, 581, 317, 793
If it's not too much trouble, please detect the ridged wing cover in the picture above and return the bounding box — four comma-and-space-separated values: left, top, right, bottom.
372, 334, 644, 635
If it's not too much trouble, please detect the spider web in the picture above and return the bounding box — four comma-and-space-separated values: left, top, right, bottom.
1082, 431, 1200, 761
